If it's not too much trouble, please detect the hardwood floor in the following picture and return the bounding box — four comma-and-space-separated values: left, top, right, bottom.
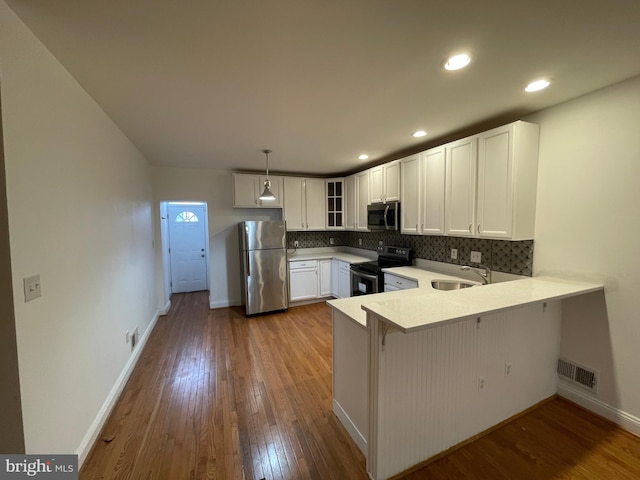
81, 293, 640, 480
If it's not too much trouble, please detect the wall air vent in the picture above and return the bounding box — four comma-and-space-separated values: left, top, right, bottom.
557, 357, 599, 393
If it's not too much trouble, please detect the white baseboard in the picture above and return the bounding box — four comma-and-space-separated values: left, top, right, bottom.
75, 309, 161, 467
333, 399, 367, 456
209, 298, 241, 309
159, 299, 171, 316
558, 383, 640, 437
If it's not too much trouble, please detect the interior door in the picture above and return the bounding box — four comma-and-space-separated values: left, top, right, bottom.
168, 204, 208, 293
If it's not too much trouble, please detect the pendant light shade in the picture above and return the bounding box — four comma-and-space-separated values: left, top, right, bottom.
259, 149, 276, 201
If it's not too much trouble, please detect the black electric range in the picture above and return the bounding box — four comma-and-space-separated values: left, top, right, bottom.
350, 245, 413, 296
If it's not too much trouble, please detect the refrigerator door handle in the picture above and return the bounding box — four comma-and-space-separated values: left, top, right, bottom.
246, 251, 251, 277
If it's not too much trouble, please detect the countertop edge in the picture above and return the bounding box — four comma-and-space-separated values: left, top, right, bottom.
362, 277, 604, 334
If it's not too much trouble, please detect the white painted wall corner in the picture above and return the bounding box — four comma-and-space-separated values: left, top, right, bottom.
75, 309, 161, 467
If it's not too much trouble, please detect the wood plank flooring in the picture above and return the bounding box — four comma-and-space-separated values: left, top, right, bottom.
81, 292, 640, 480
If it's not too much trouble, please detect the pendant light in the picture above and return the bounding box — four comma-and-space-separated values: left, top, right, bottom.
258, 149, 276, 201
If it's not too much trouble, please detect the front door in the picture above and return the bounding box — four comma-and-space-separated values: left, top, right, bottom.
168, 204, 208, 293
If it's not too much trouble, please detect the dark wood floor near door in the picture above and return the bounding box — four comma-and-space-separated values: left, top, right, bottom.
81, 292, 640, 480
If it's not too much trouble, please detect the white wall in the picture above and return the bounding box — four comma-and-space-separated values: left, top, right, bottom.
527, 75, 640, 423
0, 0, 157, 457
151, 167, 281, 309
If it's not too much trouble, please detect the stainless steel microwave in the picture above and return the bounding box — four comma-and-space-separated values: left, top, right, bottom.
367, 202, 400, 231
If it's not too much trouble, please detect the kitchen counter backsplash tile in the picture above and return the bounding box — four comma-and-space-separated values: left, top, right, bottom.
286, 231, 533, 276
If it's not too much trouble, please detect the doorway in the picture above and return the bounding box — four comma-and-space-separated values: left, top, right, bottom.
166, 202, 210, 293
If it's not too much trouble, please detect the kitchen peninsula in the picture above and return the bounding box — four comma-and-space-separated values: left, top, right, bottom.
328, 269, 603, 480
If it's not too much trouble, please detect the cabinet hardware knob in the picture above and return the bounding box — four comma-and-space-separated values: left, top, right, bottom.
468, 224, 472, 233
477, 224, 481, 234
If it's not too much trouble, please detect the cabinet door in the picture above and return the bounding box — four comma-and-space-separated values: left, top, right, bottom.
326, 178, 345, 230
330, 259, 339, 297
383, 161, 401, 202
283, 177, 305, 231
477, 125, 513, 239
338, 262, 351, 299
305, 178, 326, 230
445, 137, 477, 237
319, 260, 332, 297
369, 165, 384, 204
233, 173, 259, 207
344, 174, 356, 230
289, 267, 318, 301
258, 175, 284, 208
421, 147, 446, 235
355, 171, 370, 231
400, 154, 421, 234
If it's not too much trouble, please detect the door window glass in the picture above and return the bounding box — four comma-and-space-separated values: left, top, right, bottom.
175, 211, 199, 223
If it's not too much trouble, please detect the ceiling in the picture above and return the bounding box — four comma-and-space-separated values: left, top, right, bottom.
6, 0, 640, 175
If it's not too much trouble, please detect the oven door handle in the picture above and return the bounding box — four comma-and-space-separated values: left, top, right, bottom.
351, 270, 379, 281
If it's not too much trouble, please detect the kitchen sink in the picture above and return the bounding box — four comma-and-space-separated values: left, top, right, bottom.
431, 279, 478, 290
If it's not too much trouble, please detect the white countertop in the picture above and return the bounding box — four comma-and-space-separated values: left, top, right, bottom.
288, 249, 373, 264
328, 266, 603, 333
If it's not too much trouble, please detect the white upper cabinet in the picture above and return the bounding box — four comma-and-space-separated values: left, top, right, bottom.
326, 178, 345, 230
305, 178, 326, 230
284, 177, 326, 231
476, 121, 539, 240
369, 160, 400, 204
344, 174, 356, 230
355, 170, 370, 231
400, 153, 421, 235
233, 173, 284, 208
421, 146, 446, 235
400, 148, 446, 236
445, 137, 478, 237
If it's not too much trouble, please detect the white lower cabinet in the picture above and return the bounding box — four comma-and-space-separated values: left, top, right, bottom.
384, 273, 418, 292
291, 258, 353, 301
319, 259, 332, 297
338, 261, 351, 299
289, 260, 318, 301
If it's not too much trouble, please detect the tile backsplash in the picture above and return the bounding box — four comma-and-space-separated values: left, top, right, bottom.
287, 231, 533, 276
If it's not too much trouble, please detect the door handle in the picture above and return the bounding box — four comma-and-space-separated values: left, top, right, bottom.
384, 205, 390, 229
246, 252, 251, 277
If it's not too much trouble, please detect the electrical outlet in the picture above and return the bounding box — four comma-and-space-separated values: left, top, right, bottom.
294, 240, 299, 248
329, 238, 334, 245
478, 376, 485, 390
505, 362, 512, 376
450, 249, 458, 260
470, 251, 482, 263
358, 238, 362, 246
379, 240, 383, 246
23, 274, 42, 302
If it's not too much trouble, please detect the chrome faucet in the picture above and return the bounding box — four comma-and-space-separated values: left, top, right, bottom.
461, 264, 492, 285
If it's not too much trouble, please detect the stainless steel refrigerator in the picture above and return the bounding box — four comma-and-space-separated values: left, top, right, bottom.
238, 220, 288, 316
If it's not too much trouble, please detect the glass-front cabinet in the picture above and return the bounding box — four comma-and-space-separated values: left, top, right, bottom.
326, 178, 345, 229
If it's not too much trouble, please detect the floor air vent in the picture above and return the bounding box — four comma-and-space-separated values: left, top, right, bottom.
557, 357, 599, 393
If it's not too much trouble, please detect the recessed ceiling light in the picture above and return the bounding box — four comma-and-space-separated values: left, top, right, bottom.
413, 130, 427, 138
444, 53, 471, 71
525, 79, 551, 92
358, 154, 369, 160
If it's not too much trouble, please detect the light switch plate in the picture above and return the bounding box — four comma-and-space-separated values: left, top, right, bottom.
470, 251, 482, 263
24, 274, 42, 302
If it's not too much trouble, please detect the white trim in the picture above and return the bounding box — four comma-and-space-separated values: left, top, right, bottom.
333, 399, 367, 455
159, 299, 171, 316
558, 383, 640, 437
75, 309, 161, 467
210, 298, 241, 309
